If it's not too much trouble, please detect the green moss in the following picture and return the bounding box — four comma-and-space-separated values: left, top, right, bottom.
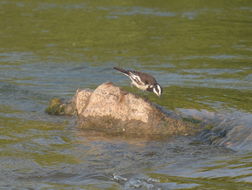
45, 98, 65, 115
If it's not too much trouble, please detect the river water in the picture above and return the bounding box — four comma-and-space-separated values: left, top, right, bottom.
0, 0, 252, 189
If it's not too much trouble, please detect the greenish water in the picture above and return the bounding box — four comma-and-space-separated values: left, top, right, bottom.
0, 0, 252, 189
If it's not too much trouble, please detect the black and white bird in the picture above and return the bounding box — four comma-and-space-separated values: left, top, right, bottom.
113, 67, 162, 96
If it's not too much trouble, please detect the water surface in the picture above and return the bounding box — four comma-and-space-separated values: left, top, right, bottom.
0, 0, 252, 189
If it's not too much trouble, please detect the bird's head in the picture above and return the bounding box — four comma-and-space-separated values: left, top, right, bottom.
153, 84, 162, 97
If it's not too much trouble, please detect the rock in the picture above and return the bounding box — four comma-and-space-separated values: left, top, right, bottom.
46, 83, 252, 147
45, 98, 66, 115
45, 82, 198, 138
78, 82, 155, 122
74, 88, 93, 115
46, 97, 75, 116
74, 82, 197, 138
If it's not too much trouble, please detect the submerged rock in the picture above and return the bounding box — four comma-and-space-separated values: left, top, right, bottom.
46, 82, 197, 138
198, 112, 252, 151
45, 98, 74, 115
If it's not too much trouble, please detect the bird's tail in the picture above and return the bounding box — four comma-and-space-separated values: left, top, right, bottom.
113, 67, 130, 76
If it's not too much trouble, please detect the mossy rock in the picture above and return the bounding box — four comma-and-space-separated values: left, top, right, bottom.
45, 98, 67, 115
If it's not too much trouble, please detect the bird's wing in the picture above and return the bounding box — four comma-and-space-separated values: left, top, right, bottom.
128, 72, 145, 85
130, 71, 157, 85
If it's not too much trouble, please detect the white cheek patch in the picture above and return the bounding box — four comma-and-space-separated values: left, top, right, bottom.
153, 85, 161, 96
157, 85, 162, 95
153, 88, 158, 96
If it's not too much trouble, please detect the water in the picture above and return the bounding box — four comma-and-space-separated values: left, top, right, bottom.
0, 0, 252, 189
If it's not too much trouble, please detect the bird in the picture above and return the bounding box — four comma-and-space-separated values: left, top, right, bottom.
113, 67, 162, 96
